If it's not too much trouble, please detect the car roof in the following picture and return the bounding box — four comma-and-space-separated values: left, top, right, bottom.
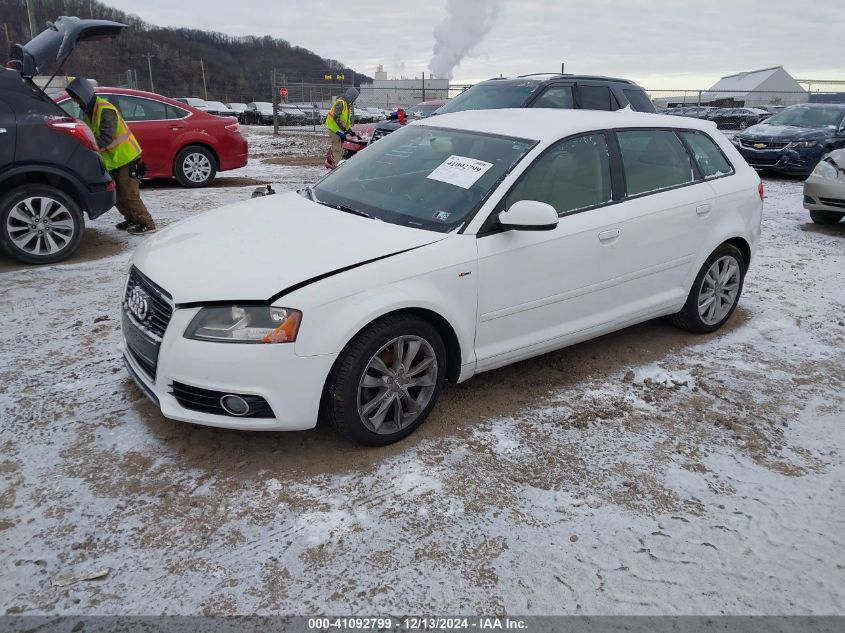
414, 108, 718, 141
55, 87, 211, 115
478, 74, 640, 87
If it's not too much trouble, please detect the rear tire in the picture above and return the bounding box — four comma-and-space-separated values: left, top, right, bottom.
810, 210, 844, 225
322, 314, 446, 446
0, 184, 84, 264
174, 145, 217, 188
668, 243, 746, 334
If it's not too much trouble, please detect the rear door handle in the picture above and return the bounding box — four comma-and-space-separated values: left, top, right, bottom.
696, 203, 712, 216
169, 125, 184, 131
598, 228, 621, 243
0, 128, 7, 134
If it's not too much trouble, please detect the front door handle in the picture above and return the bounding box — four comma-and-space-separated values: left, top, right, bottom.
598, 228, 621, 243
696, 203, 712, 216
169, 125, 184, 131
0, 128, 7, 134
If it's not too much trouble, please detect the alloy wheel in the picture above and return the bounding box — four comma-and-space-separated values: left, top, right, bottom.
5, 196, 76, 257
698, 256, 741, 325
357, 335, 438, 435
183, 152, 212, 183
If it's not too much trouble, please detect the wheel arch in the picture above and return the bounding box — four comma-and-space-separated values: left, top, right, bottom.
0, 167, 88, 218
724, 236, 751, 269
324, 307, 463, 391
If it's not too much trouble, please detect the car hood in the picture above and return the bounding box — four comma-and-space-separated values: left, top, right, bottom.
740, 124, 832, 142
131, 192, 445, 305
16, 16, 126, 77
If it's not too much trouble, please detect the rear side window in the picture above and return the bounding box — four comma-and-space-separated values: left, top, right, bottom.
166, 104, 189, 119
623, 89, 657, 113
506, 133, 612, 216
114, 96, 168, 121
579, 85, 617, 111
617, 129, 695, 196
679, 131, 734, 179
531, 85, 575, 109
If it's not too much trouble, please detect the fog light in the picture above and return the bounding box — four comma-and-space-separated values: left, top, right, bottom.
220, 394, 250, 416
804, 195, 816, 204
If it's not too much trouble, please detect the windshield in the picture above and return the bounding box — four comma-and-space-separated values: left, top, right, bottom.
436, 82, 538, 114
312, 125, 535, 232
763, 105, 844, 129
408, 104, 441, 118
254, 102, 273, 111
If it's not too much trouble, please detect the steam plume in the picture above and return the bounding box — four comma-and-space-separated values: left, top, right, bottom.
429, 0, 503, 80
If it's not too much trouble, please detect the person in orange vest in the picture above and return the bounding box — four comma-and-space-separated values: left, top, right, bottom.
324, 87, 359, 167
66, 77, 156, 235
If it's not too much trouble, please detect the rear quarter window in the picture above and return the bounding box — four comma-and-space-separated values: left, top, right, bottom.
679, 131, 734, 179
622, 89, 657, 113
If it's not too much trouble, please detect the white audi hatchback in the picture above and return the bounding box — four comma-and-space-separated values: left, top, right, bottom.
122, 109, 762, 445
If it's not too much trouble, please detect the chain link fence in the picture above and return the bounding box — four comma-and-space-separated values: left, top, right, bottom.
647, 88, 845, 108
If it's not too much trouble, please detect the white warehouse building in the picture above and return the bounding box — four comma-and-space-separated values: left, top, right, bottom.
699, 66, 807, 107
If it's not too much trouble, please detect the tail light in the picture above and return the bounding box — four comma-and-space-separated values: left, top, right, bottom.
225, 122, 240, 133
758, 180, 765, 201
48, 117, 98, 152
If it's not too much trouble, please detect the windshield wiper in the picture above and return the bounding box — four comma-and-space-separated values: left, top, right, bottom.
318, 201, 372, 219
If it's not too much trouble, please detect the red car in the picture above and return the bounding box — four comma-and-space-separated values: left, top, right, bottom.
56, 87, 248, 187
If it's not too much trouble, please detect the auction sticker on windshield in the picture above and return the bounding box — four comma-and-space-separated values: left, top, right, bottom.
427, 155, 494, 189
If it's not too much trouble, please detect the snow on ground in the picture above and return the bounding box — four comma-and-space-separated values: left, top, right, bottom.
1, 129, 844, 615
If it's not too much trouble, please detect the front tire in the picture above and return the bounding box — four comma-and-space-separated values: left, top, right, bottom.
669, 243, 746, 334
810, 210, 844, 225
323, 314, 446, 446
0, 184, 84, 264
174, 145, 217, 188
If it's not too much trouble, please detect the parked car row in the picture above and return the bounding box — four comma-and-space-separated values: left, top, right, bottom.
661, 105, 774, 129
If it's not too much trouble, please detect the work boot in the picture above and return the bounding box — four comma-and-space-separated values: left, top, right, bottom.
115, 220, 134, 230
128, 224, 157, 235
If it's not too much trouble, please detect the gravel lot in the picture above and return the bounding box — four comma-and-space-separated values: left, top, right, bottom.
1, 127, 844, 615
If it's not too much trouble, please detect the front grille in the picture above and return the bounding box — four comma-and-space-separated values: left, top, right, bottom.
123, 267, 173, 338
170, 382, 275, 418
745, 158, 779, 168
819, 197, 845, 209
370, 128, 393, 142
739, 139, 789, 150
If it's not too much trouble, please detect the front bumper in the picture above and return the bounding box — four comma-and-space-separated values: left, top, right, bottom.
122, 305, 338, 431
803, 175, 845, 214
736, 142, 826, 175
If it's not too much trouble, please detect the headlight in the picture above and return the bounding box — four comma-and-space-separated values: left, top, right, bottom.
812, 159, 839, 180
185, 306, 301, 343
787, 140, 818, 149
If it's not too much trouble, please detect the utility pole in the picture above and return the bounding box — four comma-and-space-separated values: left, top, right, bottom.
143, 53, 154, 93
25, 0, 38, 39
422, 71, 426, 101
199, 58, 208, 100
272, 68, 278, 135
3, 23, 11, 55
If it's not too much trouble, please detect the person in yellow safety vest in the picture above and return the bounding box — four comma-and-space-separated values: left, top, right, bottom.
66, 77, 157, 235
325, 87, 360, 166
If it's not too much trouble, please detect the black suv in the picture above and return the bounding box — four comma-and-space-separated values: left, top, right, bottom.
368, 73, 656, 143
0, 17, 124, 264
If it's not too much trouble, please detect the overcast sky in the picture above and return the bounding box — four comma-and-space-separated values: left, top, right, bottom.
104, 0, 844, 90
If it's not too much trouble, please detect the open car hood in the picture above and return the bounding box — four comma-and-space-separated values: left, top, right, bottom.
13, 16, 126, 77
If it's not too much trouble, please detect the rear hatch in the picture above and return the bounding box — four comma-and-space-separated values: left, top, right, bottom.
12, 16, 126, 78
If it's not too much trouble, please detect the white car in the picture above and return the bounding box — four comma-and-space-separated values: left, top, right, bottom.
122, 109, 763, 445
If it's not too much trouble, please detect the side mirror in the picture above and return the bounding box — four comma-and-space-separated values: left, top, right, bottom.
498, 200, 559, 231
